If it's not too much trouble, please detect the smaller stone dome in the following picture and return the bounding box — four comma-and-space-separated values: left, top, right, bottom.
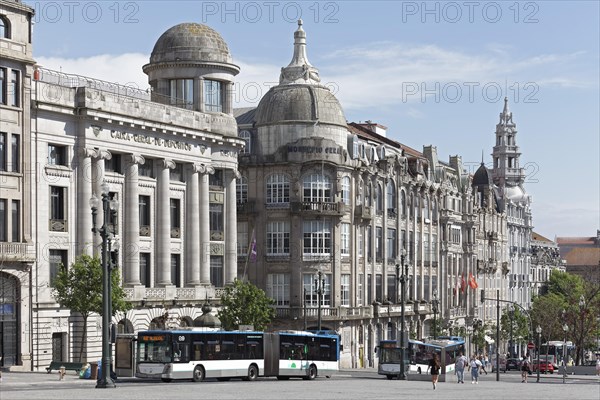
149, 23, 232, 65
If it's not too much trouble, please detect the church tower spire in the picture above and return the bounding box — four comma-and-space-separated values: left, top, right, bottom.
279, 20, 321, 85
491, 97, 525, 187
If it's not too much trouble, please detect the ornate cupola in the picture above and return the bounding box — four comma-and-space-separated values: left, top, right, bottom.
491, 97, 526, 188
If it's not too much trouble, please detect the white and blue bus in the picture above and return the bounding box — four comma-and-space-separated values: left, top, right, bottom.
136, 329, 339, 382
376, 336, 465, 379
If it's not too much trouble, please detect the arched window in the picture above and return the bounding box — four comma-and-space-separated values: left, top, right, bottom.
149, 317, 165, 330
266, 174, 289, 204
0, 16, 10, 39
375, 184, 383, 214
432, 199, 438, 221
365, 183, 372, 207
236, 176, 248, 203
303, 173, 331, 202
423, 195, 430, 219
386, 180, 396, 214
239, 130, 251, 154
413, 194, 420, 219
117, 318, 134, 334
340, 176, 351, 205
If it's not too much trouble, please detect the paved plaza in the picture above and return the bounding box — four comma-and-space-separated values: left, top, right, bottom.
1, 369, 598, 400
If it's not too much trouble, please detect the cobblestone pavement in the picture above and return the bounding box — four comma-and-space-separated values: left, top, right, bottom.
1, 369, 598, 400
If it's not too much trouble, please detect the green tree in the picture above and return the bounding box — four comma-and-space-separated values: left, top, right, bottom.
217, 279, 275, 331
51, 254, 131, 361
500, 306, 529, 357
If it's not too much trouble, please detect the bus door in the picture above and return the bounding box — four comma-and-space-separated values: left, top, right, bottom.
263, 332, 280, 377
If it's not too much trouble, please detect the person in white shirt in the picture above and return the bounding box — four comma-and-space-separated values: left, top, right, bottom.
455, 352, 468, 384
468, 355, 482, 384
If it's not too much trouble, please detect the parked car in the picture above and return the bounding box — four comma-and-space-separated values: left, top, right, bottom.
491, 356, 507, 372
532, 359, 554, 374
505, 358, 522, 371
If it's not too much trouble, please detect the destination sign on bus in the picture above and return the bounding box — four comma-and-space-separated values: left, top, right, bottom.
141, 335, 165, 342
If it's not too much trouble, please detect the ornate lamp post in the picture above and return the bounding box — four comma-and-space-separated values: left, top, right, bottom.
431, 289, 439, 340
535, 325, 542, 383
562, 322, 569, 384
396, 249, 409, 380
578, 295, 585, 366
315, 271, 325, 331
90, 181, 118, 389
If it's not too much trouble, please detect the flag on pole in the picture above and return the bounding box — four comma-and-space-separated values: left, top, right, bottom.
249, 229, 257, 263
469, 272, 478, 289
460, 274, 466, 293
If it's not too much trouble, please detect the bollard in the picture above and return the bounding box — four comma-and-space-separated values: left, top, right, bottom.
59, 366, 66, 380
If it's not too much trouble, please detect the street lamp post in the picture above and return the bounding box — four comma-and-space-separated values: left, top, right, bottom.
508, 305, 515, 359
535, 325, 542, 383
396, 250, 409, 380
578, 295, 585, 366
90, 181, 118, 389
315, 271, 325, 332
431, 289, 439, 340
562, 323, 568, 384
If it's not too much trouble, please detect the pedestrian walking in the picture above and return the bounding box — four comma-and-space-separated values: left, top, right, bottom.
595, 355, 600, 377
521, 356, 531, 383
468, 355, 482, 384
455, 351, 468, 383
478, 355, 488, 374
427, 353, 441, 390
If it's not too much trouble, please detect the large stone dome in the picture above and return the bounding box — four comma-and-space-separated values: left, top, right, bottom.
255, 84, 347, 127
149, 22, 233, 65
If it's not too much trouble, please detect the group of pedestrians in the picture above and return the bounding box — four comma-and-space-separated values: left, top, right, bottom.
426, 351, 489, 389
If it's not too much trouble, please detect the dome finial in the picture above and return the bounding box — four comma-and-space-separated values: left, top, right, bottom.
499, 97, 514, 125
279, 20, 321, 85
481, 149, 485, 165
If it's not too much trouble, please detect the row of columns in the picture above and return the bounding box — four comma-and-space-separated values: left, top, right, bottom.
75, 147, 238, 288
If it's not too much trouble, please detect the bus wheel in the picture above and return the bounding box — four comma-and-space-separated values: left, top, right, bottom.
244, 365, 258, 381
304, 364, 317, 380
386, 375, 394, 380
192, 366, 205, 382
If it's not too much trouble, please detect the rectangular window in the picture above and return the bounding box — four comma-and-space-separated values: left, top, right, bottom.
140, 253, 151, 287
340, 223, 350, 255
0, 68, 5, 104
0, 199, 6, 241
209, 169, 223, 187
209, 203, 224, 240
9, 70, 19, 107
367, 274, 372, 305
387, 228, 396, 261
170, 199, 181, 238
10, 134, 19, 172
49, 250, 68, 287
237, 221, 248, 257
303, 220, 331, 257
302, 273, 331, 307
357, 274, 363, 306
139, 158, 154, 177
424, 233, 430, 262
387, 275, 397, 303
267, 273, 290, 306
204, 79, 222, 112
451, 226, 461, 244
171, 254, 181, 288
266, 174, 290, 204
170, 78, 194, 109
210, 256, 223, 287
139, 195, 150, 236
432, 234, 438, 263
358, 227, 363, 257
48, 144, 67, 166
107, 192, 118, 235
105, 153, 122, 173
375, 274, 383, 303
375, 227, 383, 262
267, 221, 290, 255
11, 200, 19, 242
341, 274, 350, 306
367, 226, 372, 260
49, 186, 67, 232
0, 132, 5, 171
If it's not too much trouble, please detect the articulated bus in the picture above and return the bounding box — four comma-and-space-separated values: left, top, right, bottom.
136, 329, 339, 382
377, 336, 465, 379
540, 341, 576, 369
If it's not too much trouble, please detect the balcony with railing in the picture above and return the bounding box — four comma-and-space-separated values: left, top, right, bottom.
49, 219, 68, 232
273, 306, 373, 320
0, 242, 36, 262
236, 200, 256, 215
354, 204, 372, 220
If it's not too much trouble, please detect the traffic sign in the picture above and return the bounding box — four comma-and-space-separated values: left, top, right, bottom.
527, 342, 535, 349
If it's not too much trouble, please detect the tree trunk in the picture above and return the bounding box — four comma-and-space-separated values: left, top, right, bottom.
78, 313, 89, 362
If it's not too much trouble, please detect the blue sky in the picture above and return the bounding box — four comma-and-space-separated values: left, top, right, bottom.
31, 1, 599, 238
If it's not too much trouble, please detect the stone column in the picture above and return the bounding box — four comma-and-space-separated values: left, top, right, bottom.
199, 164, 214, 284
124, 154, 144, 286
224, 169, 239, 284
156, 159, 175, 286
185, 164, 201, 285
91, 149, 111, 255
76, 147, 95, 255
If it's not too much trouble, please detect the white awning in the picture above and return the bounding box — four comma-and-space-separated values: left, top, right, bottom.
485, 335, 495, 344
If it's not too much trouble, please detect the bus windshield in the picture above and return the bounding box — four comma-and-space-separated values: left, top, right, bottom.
137, 333, 172, 363
379, 347, 402, 364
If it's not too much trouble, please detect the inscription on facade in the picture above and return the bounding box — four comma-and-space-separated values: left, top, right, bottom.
288, 145, 341, 154
110, 130, 192, 151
